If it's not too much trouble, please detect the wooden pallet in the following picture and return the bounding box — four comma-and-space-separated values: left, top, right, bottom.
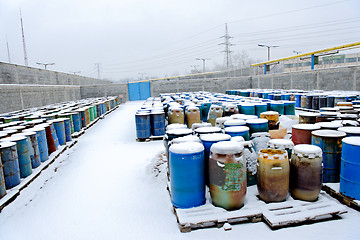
136, 135, 164, 142
322, 185, 360, 211
295, 107, 320, 113
261, 193, 347, 229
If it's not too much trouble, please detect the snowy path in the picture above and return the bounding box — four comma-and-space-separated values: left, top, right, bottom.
0, 101, 359, 240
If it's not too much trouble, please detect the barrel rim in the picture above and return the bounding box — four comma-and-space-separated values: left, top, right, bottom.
311, 129, 346, 138
342, 136, 360, 146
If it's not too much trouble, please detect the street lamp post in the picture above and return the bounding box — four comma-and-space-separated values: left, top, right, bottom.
258, 44, 279, 61
195, 58, 210, 73
36, 62, 55, 70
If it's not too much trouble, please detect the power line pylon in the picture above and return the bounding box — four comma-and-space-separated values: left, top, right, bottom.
220, 23, 234, 70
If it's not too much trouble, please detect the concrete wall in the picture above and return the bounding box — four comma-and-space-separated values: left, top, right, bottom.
80, 84, 129, 101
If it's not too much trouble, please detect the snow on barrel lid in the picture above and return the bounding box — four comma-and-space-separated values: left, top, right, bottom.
293, 144, 322, 158
246, 118, 268, 124
240, 115, 258, 120
338, 127, 360, 134
166, 128, 193, 136
311, 129, 346, 138
216, 117, 231, 123
230, 114, 245, 119
223, 119, 246, 126
166, 123, 187, 131
320, 111, 339, 117
299, 112, 320, 117
342, 137, 360, 146
292, 124, 321, 131
171, 135, 201, 144
230, 136, 245, 142
3, 134, 27, 142
195, 127, 221, 134
169, 141, 204, 154
0, 141, 16, 148
260, 111, 279, 116
192, 122, 211, 130
224, 126, 249, 133
200, 133, 231, 142
268, 139, 294, 148
20, 131, 36, 136
210, 141, 243, 154
316, 122, 343, 129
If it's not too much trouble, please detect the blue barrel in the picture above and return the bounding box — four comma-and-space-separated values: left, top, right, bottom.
273, 94, 282, 100
150, 111, 165, 136
32, 126, 48, 162
294, 94, 302, 108
246, 119, 269, 134
327, 96, 335, 107
223, 119, 246, 128
311, 130, 346, 183
268, 94, 274, 100
270, 102, 284, 115
52, 119, 66, 145
169, 142, 205, 208
306, 95, 313, 109
0, 142, 20, 189
255, 103, 268, 117
62, 118, 72, 142
319, 96, 327, 109
0, 155, 6, 198
240, 104, 256, 115
263, 92, 269, 99
135, 112, 151, 139
5, 135, 32, 178
312, 95, 320, 110
284, 101, 296, 115
225, 126, 250, 140
201, 102, 212, 122
340, 137, 360, 200
72, 112, 81, 132
22, 131, 41, 169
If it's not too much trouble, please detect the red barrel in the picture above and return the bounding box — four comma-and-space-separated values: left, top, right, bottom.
292, 124, 320, 145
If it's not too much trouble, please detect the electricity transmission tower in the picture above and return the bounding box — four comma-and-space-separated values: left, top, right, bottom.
20, 9, 28, 66
95, 63, 101, 79
220, 23, 234, 70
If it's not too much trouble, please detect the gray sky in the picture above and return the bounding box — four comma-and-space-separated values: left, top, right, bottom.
1, 0, 359, 81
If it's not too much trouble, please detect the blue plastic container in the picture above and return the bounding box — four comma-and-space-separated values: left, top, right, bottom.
240, 104, 256, 115
32, 127, 49, 162
201, 102, 212, 122
270, 102, 284, 115
22, 131, 41, 169
319, 96, 327, 109
72, 112, 81, 132
327, 96, 335, 107
311, 130, 346, 183
246, 119, 269, 134
7, 135, 32, 178
62, 118, 72, 142
225, 126, 250, 141
268, 94, 274, 100
150, 111, 166, 136
0, 142, 20, 189
0, 155, 6, 198
294, 94, 302, 108
262, 92, 269, 99
53, 119, 66, 145
255, 103, 268, 117
200, 133, 231, 169
169, 142, 205, 208
340, 137, 360, 200
135, 112, 151, 139
284, 101, 296, 115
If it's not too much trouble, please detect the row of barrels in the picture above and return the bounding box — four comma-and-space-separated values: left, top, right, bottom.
0, 96, 120, 200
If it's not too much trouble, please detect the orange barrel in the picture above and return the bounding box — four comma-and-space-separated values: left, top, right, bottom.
215, 117, 231, 129
168, 107, 184, 124
191, 122, 211, 131
84, 107, 90, 126
207, 105, 223, 126
260, 111, 279, 130
290, 144, 323, 201
257, 149, 289, 202
185, 106, 201, 128
299, 112, 320, 124
267, 139, 294, 159
337, 102, 353, 107
292, 124, 320, 145
209, 141, 246, 210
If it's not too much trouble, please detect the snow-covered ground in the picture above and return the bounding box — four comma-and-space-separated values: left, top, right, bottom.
0, 101, 359, 240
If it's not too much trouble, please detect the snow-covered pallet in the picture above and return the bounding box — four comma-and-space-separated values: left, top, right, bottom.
261, 193, 347, 229
295, 107, 320, 113
322, 185, 360, 212
136, 135, 164, 142
72, 129, 85, 138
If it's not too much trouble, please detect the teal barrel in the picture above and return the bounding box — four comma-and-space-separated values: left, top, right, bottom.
31, 126, 49, 162
240, 103, 256, 115
255, 103, 268, 117
201, 102, 212, 122
0, 142, 20, 189
270, 102, 284, 115
0, 154, 7, 198
340, 137, 360, 200
71, 112, 81, 132
225, 126, 250, 140
169, 142, 205, 208
246, 119, 269, 134
284, 101, 296, 115
311, 130, 346, 183
5, 135, 32, 178
135, 112, 151, 139
52, 119, 66, 145
22, 131, 41, 169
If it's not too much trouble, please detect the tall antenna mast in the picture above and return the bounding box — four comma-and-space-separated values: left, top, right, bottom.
6, 36, 11, 63
220, 23, 234, 70
20, 9, 28, 66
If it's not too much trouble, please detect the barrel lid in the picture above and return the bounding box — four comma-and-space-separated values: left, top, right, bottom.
26, 126, 45, 132
230, 114, 245, 120
169, 107, 183, 111
169, 141, 204, 154
166, 128, 193, 136
338, 127, 360, 134
299, 112, 320, 117
342, 137, 360, 146
246, 118, 268, 124
255, 102, 267, 106
195, 127, 221, 134
3, 134, 27, 141
224, 126, 249, 133
0, 141, 16, 148
191, 122, 212, 130
251, 132, 271, 138
150, 110, 165, 115
50, 118, 66, 123
166, 123, 187, 131
224, 119, 246, 126
20, 131, 36, 136
0, 131, 8, 138
268, 139, 294, 149
311, 130, 346, 138
37, 123, 50, 128
230, 136, 245, 142
270, 101, 284, 105
315, 122, 343, 129
2, 129, 17, 135
292, 124, 321, 131
171, 135, 201, 144
3, 126, 26, 131
200, 133, 231, 142
260, 111, 279, 116
293, 144, 322, 158
320, 107, 337, 112
319, 111, 339, 117
210, 141, 244, 154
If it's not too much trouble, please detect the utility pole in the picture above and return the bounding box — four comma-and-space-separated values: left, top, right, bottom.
196, 58, 210, 73
220, 23, 234, 70
95, 63, 101, 79
36, 62, 55, 70
20, 9, 28, 66
6, 36, 11, 63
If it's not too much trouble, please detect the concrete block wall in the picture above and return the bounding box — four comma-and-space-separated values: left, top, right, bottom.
80, 84, 129, 101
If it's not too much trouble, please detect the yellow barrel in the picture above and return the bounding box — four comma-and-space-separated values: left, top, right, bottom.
257, 149, 289, 202
207, 105, 223, 126
260, 111, 279, 130
168, 107, 184, 124
185, 106, 201, 128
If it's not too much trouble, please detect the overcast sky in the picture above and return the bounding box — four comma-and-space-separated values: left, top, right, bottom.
0, 0, 359, 81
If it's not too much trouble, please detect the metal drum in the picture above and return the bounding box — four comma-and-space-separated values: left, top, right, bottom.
246, 119, 269, 134
62, 118, 72, 142
150, 111, 166, 136
0, 142, 20, 189
319, 95, 327, 109
301, 95, 307, 108
4, 135, 32, 178
337, 127, 360, 137
294, 94, 302, 108
260, 111, 279, 130
194, 126, 221, 137
49, 122, 60, 149
311, 130, 346, 183
169, 142, 205, 208
207, 105, 223, 126
315, 122, 343, 130
71, 112, 81, 132
21, 131, 41, 169
284, 101, 296, 115
39, 123, 57, 155
270, 102, 284, 115
0, 154, 6, 198
257, 149, 289, 202
255, 103, 268, 117
84, 107, 91, 125
306, 95, 313, 109
209, 141, 246, 210
312, 95, 320, 110
268, 139, 294, 159
215, 117, 231, 129
223, 119, 246, 128
299, 112, 320, 124
31, 126, 48, 162
224, 126, 250, 140
240, 103, 256, 115
327, 96, 335, 107
164, 128, 193, 161
290, 144, 323, 201
340, 137, 360, 200
292, 124, 320, 145
185, 106, 201, 128
52, 119, 66, 145
135, 112, 151, 139
59, 113, 74, 134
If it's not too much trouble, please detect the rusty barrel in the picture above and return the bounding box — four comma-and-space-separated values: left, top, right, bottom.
299, 112, 320, 124
22, 131, 41, 169
260, 111, 279, 130
0, 142, 20, 189
39, 123, 57, 155
169, 142, 205, 208
292, 124, 320, 145
84, 107, 91, 126
31, 126, 49, 162
311, 130, 346, 183
257, 149, 289, 202
0, 154, 6, 198
290, 144, 323, 201
49, 122, 60, 148
209, 141, 246, 210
